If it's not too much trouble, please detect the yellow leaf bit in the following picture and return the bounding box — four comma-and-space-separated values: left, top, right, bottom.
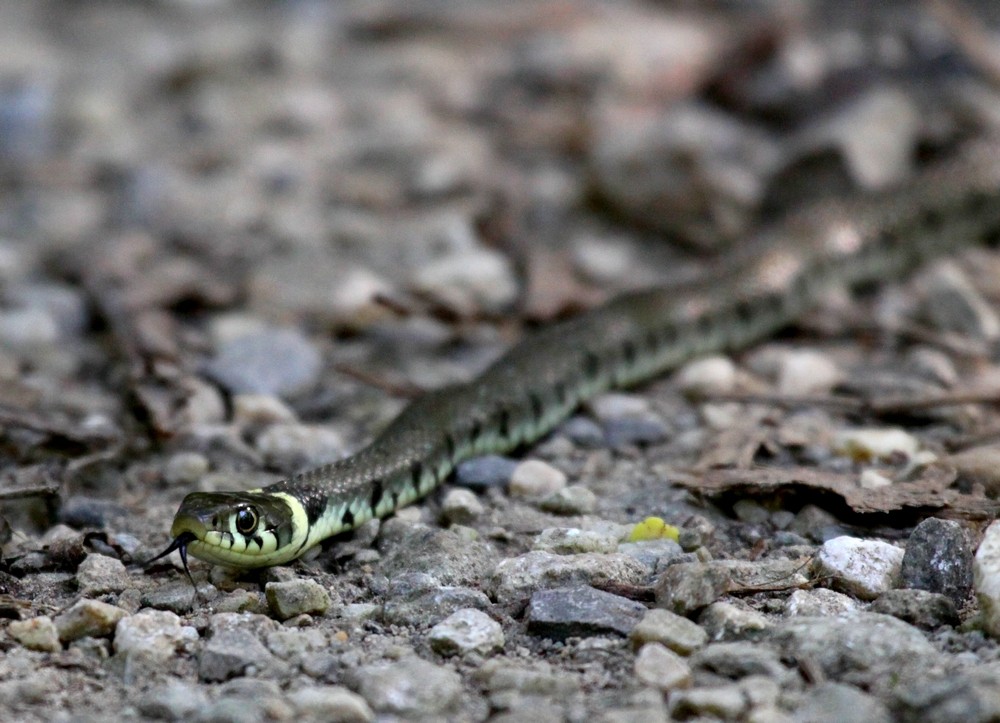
628, 516, 679, 542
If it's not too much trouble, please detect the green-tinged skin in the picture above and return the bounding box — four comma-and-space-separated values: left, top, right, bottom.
164, 143, 1000, 570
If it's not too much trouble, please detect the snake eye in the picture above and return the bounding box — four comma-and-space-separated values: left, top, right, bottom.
234, 506, 259, 536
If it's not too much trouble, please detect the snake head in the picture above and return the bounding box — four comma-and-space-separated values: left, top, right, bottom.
160, 490, 307, 568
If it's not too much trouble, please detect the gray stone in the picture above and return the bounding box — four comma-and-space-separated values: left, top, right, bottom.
559, 416, 606, 448
255, 422, 345, 469
54, 599, 128, 642
382, 572, 492, 626
975, 519, 1000, 638
629, 607, 707, 655
602, 417, 669, 448
900, 517, 973, 605
346, 657, 463, 717
533, 527, 621, 555
891, 663, 1000, 723
429, 608, 505, 656
539, 485, 597, 515
768, 612, 937, 680
618, 538, 685, 570
205, 326, 322, 396
656, 558, 806, 616
526, 585, 646, 640
265, 579, 332, 621
669, 683, 749, 721
163, 451, 210, 486
784, 588, 859, 617
75, 554, 130, 596
287, 686, 375, 722
198, 613, 279, 682
441, 488, 484, 525
114, 609, 199, 660
791, 682, 891, 723
454, 454, 518, 488
489, 550, 648, 605
869, 589, 959, 629
411, 247, 518, 315
698, 601, 772, 641
634, 642, 692, 691
138, 681, 210, 721
377, 524, 499, 588
509, 459, 567, 499
691, 641, 792, 684
140, 581, 211, 614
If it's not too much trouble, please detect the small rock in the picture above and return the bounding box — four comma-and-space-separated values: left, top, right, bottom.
732, 499, 770, 524
901, 517, 973, 605
784, 589, 859, 617
690, 642, 792, 684
441, 488, 484, 525
489, 550, 648, 605
7, 616, 60, 652
428, 608, 504, 656
669, 683, 749, 721
231, 393, 298, 426
559, 416, 606, 448
54, 599, 128, 642
139, 682, 210, 721
533, 527, 621, 555
698, 601, 771, 640
869, 589, 959, 629
657, 559, 810, 615
163, 452, 210, 486
974, 520, 1000, 638
75, 554, 130, 596
792, 682, 891, 723
526, 585, 647, 640
0, 307, 59, 349
205, 327, 322, 396
921, 260, 1000, 341
199, 613, 278, 682
618, 538, 685, 570
892, 662, 1000, 722
255, 423, 345, 468
346, 657, 463, 717
572, 235, 635, 284
7, 282, 88, 337
833, 428, 920, 462
814, 536, 904, 600
287, 686, 375, 723
603, 417, 669, 448
265, 579, 332, 621
114, 609, 199, 660
949, 443, 1000, 497
382, 573, 492, 627
629, 608, 707, 655
508, 459, 567, 499
859, 469, 893, 490
539, 485, 597, 515
411, 247, 518, 315
675, 356, 737, 397
776, 350, 842, 396
588, 393, 650, 420
140, 581, 206, 614
454, 455, 519, 489
377, 525, 499, 588
634, 642, 692, 691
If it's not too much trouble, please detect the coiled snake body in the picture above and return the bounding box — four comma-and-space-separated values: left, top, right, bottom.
158, 143, 1000, 570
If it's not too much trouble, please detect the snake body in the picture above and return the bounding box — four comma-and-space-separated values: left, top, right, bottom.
162, 143, 1000, 569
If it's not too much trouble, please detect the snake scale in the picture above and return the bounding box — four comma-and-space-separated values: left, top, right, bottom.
155, 141, 1000, 571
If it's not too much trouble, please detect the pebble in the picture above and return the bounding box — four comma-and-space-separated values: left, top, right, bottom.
675, 356, 737, 397
690, 642, 792, 684
892, 663, 1000, 722
732, 499, 771, 524
634, 642, 692, 691
588, 393, 650, 420
669, 683, 749, 721
814, 536, 904, 600
139, 681, 210, 721
791, 682, 892, 723
428, 608, 505, 656
768, 612, 937, 680
140, 581, 207, 614
377, 525, 499, 588
783, 588, 859, 617
900, 517, 973, 605
572, 235, 635, 284
947, 444, 1000, 497
525, 585, 647, 640
776, 349, 842, 396
7, 281, 88, 337
869, 589, 959, 630
559, 416, 606, 448
162, 451, 210, 486
538, 485, 597, 515
54, 599, 128, 643
231, 393, 298, 426
921, 260, 1000, 341
411, 247, 519, 315
113, 609, 199, 660
7, 615, 61, 652
489, 550, 648, 605
75, 553, 130, 597
533, 527, 621, 555
832, 428, 920, 462
656, 559, 809, 615
441, 488, 484, 525
698, 601, 771, 640
974, 520, 1000, 638
508, 459, 567, 499
198, 613, 279, 682
254, 422, 345, 468
454, 455, 519, 489
0, 307, 59, 349
205, 326, 322, 396
382, 573, 492, 627
629, 608, 707, 655
265, 579, 332, 621
287, 686, 375, 723
346, 657, 463, 718
603, 416, 669, 448
618, 538, 685, 570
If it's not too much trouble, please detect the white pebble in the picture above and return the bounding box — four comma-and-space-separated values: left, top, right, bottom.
813, 536, 903, 600
588, 393, 650, 421
858, 469, 892, 490
833, 428, 920, 461
411, 248, 518, 314
441, 488, 484, 525
776, 350, 841, 396
428, 608, 504, 656
975, 520, 1000, 638
634, 642, 692, 691
232, 394, 298, 425
675, 356, 736, 396
509, 459, 567, 499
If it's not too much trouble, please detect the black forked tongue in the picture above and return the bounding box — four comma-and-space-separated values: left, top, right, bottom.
146, 532, 197, 589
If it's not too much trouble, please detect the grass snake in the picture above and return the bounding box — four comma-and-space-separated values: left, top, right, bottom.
154, 141, 1000, 572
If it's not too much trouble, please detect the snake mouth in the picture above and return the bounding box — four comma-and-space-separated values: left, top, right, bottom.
146, 531, 198, 587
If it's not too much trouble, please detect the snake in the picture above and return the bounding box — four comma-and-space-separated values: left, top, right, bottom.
152, 141, 1000, 572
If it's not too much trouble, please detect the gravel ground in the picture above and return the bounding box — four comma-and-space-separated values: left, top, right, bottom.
4, 2, 1000, 722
